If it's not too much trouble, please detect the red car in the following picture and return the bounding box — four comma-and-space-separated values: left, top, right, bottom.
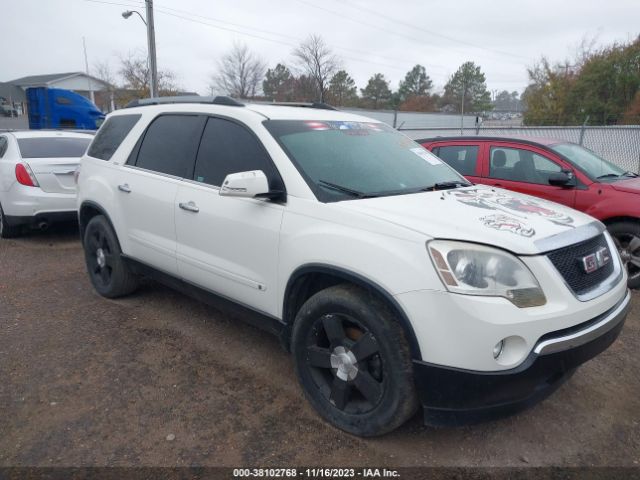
419, 136, 640, 288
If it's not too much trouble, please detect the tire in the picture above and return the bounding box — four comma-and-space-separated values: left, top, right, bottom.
83, 215, 139, 298
608, 221, 640, 289
0, 203, 21, 239
291, 284, 419, 437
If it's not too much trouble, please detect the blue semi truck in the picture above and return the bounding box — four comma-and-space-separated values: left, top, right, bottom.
26, 87, 105, 130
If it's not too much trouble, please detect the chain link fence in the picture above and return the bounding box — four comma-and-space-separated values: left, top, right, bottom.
399, 125, 640, 173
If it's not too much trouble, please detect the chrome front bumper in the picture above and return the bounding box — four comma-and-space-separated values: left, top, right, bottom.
534, 289, 631, 356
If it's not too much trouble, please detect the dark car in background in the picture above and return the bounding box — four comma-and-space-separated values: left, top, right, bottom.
420, 136, 640, 288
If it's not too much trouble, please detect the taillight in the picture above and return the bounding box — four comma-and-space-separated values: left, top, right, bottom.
15, 163, 39, 187
73, 166, 81, 185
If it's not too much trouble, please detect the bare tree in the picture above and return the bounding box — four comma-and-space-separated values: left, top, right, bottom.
93, 60, 117, 88
211, 43, 266, 99
118, 51, 179, 98
573, 34, 600, 68
292, 34, 339, 103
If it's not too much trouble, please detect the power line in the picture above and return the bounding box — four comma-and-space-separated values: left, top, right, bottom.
294, 0, 530, 65
82, 0, 447, 74
152, 1, 451, 73
325, 0, 532, 62
85, 0, 443, 74
154, 8, 423, 73
81, 0, 526, 84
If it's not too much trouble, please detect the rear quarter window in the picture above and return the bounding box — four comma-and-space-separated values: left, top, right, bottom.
88, 114, 142, 160
131, 114, 204, 177
435, 145, 479, 176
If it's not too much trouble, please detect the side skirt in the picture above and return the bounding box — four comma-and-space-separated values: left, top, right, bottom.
123, 255, 287, 338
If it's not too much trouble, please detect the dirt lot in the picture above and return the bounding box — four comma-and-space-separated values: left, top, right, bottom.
1, 224, 639, 468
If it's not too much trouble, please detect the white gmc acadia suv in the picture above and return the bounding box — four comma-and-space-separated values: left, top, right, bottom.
77, 97, 630, 436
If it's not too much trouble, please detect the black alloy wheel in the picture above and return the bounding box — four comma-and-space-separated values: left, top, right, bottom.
86, 221, 115, 289
83, 215, 139, 298
305, 312, 385, 414
292, 284, 418, 436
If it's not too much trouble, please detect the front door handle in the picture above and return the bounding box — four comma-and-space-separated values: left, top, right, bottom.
179, 201, 199, 213
118, 183, 131, 193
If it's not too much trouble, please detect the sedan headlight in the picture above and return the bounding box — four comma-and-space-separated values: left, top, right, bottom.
427, 240, 546, 308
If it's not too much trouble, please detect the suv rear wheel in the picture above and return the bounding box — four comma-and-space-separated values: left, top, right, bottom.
291, 284, 418, 436
83, 215, 139, 298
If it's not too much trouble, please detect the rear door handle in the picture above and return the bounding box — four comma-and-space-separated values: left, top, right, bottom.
118, 183, 131, 193
179, 201, 199, 213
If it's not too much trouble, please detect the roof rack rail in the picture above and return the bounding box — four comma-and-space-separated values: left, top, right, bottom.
260, 101, 337, 111
124, 95, 244, 108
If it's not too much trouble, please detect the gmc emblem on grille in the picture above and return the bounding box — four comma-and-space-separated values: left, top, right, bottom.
581, 247, 611, 274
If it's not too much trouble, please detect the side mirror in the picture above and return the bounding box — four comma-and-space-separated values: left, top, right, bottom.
548, 171, 573, 187
219, 170, 283, 199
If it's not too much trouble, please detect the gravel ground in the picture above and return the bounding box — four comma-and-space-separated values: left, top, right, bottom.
0, 223, 639, 468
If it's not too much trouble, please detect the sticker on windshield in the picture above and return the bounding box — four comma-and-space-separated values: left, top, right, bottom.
304, 121, 330, 130
302, 121, 389, 134
410, 147, 442, 165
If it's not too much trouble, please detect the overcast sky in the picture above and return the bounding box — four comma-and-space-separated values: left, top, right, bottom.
1, 0, 638, 96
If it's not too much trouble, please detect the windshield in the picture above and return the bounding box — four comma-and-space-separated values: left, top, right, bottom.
550, 143, 626, 181
17, 137, 92, 158
264, 120, 466, 201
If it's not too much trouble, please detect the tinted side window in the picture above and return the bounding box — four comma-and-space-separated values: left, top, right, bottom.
135, 115, 203, 177
88, 114, 141, 160
489, 147, 561, 184
436, 145, 479, 176
194, 117, 276, 187
0, 136, 7, 157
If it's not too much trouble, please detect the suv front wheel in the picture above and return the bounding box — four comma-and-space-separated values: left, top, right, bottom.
83, 215, 139, 298
291, 284, 418, 436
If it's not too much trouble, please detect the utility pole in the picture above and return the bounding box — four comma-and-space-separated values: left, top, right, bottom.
460, 78, 465, 135
145, 0, 159, 98
82, 37, 95, 104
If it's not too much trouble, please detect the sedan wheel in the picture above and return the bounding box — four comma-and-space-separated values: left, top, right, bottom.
0, 203, 20, 239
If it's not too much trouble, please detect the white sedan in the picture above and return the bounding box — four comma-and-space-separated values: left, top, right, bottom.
0, 130, 93, 238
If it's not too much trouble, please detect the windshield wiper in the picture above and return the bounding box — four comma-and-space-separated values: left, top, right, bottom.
421, 180, 471, 191
622, 171, 639, 178
318, 180, 377, 198
596, 173, 620, 180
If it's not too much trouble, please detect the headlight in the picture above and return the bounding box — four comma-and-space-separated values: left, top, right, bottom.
427, 240, 546, 308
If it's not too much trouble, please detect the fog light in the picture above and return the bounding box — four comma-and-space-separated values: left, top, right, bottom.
493, 340, 505, 359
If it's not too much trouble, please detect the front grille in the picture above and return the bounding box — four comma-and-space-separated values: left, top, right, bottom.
547, 234, 615, 297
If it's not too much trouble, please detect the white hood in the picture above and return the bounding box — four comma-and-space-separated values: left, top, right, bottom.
338, 185, 601, 255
